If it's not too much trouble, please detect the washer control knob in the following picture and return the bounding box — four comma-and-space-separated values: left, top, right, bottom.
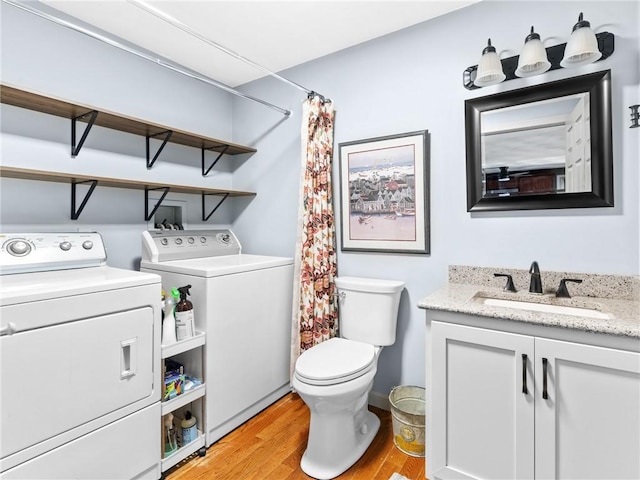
175, 238, 183, 245
160, 238, 168, 246
82, 240, 94, 250
59, 241, 72, 251
200, 237, 207, 243
217, 233, 231, 245
188, 237, 195, 244
7, 240, 31, 256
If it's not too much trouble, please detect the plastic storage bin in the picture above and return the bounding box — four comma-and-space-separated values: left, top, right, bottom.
389, 385, 426, 457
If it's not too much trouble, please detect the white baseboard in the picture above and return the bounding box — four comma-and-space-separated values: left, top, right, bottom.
368, 390, 390, 411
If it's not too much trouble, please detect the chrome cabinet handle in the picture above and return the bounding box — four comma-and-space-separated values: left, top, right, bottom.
542, 357, 549, 399
522, 354, 528, 395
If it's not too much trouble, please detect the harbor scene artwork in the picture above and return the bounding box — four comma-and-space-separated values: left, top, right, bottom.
348, 145, 417, 241
339, 131, 430, 254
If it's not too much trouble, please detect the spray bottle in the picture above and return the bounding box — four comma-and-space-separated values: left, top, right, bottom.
174, 285, 195, 341
162, 289, 178, 345
164, 412, 178, 457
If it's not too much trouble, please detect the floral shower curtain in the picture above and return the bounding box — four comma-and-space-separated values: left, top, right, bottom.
290, 95, 338, 377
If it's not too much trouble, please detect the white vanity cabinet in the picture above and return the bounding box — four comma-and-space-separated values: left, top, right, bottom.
427, 313, 640, 480
430, 321, 534, 479
534, 337, 640, 480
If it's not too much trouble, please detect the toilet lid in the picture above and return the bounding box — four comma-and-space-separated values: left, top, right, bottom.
295, 338, 376, 386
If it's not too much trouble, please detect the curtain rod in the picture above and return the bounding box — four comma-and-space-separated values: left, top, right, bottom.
128, 0, 329, 104
2, 0, 292, 116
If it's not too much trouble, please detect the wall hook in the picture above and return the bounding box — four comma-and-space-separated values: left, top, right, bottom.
630, 105, 639, 128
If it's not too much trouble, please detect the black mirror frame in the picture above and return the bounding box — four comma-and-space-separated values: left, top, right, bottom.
465, 70, 614, 212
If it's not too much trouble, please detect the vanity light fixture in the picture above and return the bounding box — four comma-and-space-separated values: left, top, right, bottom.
560, 12, 602, 68
515, 26, 551, 77
474, 39, 506, 87
463, 14, 614, 90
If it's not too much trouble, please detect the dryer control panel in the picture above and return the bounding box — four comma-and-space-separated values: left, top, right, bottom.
142, 229, 241, 263
0, 232, 106, 274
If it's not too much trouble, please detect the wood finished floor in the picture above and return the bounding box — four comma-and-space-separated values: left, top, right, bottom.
165, 392, 426, 480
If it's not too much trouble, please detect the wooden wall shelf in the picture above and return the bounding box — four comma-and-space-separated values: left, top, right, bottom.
0, 84, 258, 220
0, 166, 256, 221
0, 84, 256, 156
0, 167, 254, 196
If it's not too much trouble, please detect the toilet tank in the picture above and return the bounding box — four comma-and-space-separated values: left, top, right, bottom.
335, 276, 404, 346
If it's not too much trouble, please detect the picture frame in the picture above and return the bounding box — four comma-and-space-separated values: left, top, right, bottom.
338, 130, 430, 254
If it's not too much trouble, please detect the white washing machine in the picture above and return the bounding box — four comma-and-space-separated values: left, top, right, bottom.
0, 232, 161, 480
140, 229, 293, 446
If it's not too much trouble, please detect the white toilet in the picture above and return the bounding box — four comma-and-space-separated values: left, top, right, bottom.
292, 276, 405, 480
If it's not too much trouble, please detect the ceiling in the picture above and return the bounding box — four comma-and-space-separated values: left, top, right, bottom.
39, 1, 477, 88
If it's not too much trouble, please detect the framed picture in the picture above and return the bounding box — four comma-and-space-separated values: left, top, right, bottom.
338, 130, 430, 254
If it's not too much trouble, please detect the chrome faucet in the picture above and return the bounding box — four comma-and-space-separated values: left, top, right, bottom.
529, 261, 542, 294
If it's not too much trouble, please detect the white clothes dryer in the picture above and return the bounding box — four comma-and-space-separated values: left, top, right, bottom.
0, 232, 161, 480
140, 229, 293, 447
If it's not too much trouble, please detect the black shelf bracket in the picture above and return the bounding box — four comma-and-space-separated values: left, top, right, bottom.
145, 186, 170, 221
71, 110, 98, 157
71, 179, 98, 220
463, 32, 614, 90
146, 130, 173, 169
202, 145, 230, 176
202, 192, 229, 221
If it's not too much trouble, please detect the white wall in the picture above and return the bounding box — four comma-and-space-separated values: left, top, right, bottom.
231, 1, 640, 396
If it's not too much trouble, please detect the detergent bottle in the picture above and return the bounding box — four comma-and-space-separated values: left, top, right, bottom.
162, 288, 178, 345
174, 285, 195, 341
181, 411, 198, 445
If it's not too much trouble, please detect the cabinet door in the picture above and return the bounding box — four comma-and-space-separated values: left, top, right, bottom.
431, 322, 535, 480
535, 338, 640, 479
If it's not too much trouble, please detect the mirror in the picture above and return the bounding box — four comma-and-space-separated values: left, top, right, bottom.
465, 70, 613, 211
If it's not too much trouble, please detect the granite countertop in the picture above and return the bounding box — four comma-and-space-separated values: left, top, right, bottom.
419, 283, 640, 339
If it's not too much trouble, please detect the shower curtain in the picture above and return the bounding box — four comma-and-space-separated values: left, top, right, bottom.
290, 95, 338, 377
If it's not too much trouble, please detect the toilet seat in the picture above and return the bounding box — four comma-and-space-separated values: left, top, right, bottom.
294, 338, 376, 386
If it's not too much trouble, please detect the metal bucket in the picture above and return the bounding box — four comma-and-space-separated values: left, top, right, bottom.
389, 385, 425, 457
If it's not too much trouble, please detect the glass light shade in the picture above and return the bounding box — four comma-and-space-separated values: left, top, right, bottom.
561, 14, 602, 68
515, 28, 551, 77
474, 39, 505, 87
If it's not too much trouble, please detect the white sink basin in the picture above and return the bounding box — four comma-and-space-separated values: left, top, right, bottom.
477, 297, 612, 319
